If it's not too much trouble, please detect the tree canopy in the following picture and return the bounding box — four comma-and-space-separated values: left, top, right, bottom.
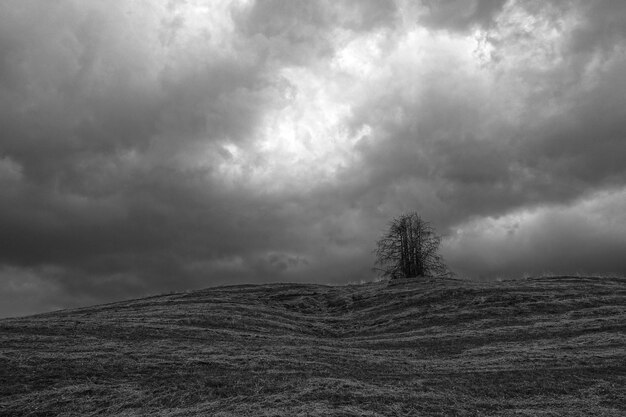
374, 212, 449, 279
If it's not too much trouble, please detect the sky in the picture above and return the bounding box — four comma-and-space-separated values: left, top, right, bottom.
1, 0, 626, 317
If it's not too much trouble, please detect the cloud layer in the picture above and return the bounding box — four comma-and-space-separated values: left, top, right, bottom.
1, 0, 626, 317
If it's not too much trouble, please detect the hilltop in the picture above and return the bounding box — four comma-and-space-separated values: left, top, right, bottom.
1, 276, 625, 416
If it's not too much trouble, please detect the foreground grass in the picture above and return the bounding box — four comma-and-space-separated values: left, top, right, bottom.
1, 276, 625, 416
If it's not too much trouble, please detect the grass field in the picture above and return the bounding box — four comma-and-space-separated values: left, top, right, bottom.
1, 276, 625, 416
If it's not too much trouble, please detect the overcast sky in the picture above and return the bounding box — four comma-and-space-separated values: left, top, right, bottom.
1, 0, 626, 317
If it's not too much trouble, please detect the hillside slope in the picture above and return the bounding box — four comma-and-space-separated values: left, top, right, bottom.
1, 276, 625, 416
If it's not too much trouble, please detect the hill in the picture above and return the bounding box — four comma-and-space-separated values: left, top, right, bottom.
1, 276, 625, 416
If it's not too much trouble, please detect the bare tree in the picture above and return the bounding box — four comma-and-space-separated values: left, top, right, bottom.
374, 212, 450, 279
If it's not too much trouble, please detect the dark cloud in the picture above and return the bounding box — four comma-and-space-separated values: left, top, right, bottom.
417, 0, 508, 32
1, 0, 626, 317
442, 190, 626, 279
234, 0, 397, 65
568, 0, 626, 55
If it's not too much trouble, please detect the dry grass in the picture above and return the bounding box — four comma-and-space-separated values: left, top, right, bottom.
1, 276, 625, 416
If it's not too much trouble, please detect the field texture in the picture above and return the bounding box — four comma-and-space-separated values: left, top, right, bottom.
1, 276, 625, 416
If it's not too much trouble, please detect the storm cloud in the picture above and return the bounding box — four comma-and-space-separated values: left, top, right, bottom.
1, 0, 626, 317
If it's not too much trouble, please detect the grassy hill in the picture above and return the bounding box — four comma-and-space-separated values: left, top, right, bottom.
1, 276, 625, 416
